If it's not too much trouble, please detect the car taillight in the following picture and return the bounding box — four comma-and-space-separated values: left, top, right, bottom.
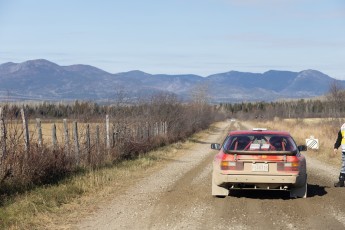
221, 161, 244, 170
277, 162, 299, 171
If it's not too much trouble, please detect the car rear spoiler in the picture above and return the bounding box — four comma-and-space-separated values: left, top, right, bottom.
224, 145, 306, 155
225, 150, 297, 155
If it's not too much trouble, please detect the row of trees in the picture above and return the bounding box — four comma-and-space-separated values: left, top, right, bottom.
221, 82, 345, 119
4, 81, 344, 121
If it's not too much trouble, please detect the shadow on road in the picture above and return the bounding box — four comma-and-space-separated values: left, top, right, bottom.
228, 189, 291, 200
225, 183, 327, 200
307, 183, 328, 197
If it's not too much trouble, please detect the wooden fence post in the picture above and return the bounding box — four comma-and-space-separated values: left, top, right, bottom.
52, 123, 57, 151
160, 121, 163, 135
155, 122, 158, 136
63, 119, 69, 156
0, 107, 7, 163
162, 121, 165, 135
86, 124, 91, 164
21, 107, 30, 157
106, 115, 110, 149
147, 122, 150, 140
114, 123, 118, 144
164, 121, 168, 135
36, 118, 43, 148
96, 125, 100, 156
111, 123, 115, 148
73, 121, 80, 165
115, 127, 119, 143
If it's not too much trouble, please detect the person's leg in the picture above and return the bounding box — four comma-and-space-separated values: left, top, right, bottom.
334, 153, 345, 187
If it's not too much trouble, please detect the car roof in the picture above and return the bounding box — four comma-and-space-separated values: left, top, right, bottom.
228, 130, 291, 136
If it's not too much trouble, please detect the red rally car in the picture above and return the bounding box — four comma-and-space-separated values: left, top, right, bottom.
211, 128, 308, 198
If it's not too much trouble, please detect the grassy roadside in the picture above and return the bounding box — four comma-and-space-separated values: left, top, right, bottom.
0, 121, 230, 229
244, 118, 344, 168
0, 143, 183, 229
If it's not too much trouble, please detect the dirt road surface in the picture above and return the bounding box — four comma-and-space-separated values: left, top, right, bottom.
76, 120, 345, 230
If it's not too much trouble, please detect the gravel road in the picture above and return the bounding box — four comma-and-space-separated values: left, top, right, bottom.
76, 120, 345, 230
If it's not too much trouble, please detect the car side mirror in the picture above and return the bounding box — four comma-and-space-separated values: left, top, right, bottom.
298, 145, 307, 151
211, 143, 221, 150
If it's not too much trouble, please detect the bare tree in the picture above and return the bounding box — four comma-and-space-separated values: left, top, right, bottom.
327, 80, 345, 117
114, 87, 129, 106
190, 83, 211, 105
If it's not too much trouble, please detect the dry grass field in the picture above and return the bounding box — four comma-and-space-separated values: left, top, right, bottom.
25, 120, 105, 146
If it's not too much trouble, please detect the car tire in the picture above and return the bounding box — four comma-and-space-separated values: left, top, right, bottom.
290, 181, 307, 199
301, 181, 308, 198
212, 177, 228, 198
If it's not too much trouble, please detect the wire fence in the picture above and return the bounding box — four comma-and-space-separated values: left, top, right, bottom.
0, 106, 168, 187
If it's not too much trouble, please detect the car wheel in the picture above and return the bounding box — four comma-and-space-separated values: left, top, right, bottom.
302, 181, 307, 198
290, 181, 307, 199
212, 177, 228, 198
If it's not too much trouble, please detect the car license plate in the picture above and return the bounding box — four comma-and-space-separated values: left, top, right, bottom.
252, 163, 269, 172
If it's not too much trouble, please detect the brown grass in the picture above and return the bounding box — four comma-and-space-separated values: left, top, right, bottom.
245, 118, 345, 168
9, 120, 104, 147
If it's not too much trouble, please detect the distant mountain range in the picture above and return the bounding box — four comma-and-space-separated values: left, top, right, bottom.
0, 59, 343, 102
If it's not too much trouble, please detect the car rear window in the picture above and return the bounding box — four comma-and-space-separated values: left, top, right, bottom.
223, 134, 297, 152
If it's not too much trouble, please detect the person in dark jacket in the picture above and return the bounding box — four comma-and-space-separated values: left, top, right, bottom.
333, 124, 345, 187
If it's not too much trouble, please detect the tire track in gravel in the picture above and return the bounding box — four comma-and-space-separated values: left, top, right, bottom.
77, 121, 232, 230
147, 146, 216, 229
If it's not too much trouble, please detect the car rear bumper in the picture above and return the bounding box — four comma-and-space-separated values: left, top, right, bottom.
214, 173, 306, 189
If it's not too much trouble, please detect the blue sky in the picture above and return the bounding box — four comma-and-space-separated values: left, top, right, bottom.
1, 0, 345, 79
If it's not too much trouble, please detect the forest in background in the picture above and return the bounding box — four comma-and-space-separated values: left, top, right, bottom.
221, 82, 345, 120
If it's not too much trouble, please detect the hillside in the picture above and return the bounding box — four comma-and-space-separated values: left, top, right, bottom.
0, 59, 342, 102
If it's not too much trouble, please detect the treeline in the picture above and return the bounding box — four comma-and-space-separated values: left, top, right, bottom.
1, 94, 223, 136
221, 81, 345, 119
221, 99, 345, 120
